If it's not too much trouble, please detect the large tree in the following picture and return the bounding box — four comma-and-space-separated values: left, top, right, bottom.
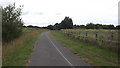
2, 3, 23, 42
86, 23, 95, 29
60, 16, 73, 29
116, 25, 120, 30
47, 25, 55, 30
54, 23, 61, 30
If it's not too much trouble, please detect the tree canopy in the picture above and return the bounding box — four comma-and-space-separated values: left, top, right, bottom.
73, 23, 118, 29
60, 16, 73, 29
47, 16, 73, 30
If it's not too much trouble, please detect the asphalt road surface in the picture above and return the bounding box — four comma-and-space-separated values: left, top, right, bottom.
28, 32, 90, 66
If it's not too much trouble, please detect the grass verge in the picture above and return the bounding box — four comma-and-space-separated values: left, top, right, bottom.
3, 28, 45, 66
51, 31, 118, 66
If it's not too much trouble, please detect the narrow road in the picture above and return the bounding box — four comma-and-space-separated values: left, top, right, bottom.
28, 32, 90, 66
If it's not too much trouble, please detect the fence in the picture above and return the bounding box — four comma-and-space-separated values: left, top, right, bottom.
61, 29, 119, 52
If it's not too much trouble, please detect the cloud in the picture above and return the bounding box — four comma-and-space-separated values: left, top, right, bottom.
22, 11, 29, 15
56, 13, 62, 15
34, 12, 44, 15
0, 0, 119, 27
0, 1, 11, 7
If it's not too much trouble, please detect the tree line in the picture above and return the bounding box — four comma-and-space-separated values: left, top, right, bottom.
46, 18, 120, 30
74, 23, 120, 29
23, 16, 74, 30
47, 16, 73, 30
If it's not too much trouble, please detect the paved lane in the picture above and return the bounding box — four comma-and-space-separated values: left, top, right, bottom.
28, 32, 90, 66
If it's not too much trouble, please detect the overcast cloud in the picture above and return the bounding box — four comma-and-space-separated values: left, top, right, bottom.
0, 0, 119, 27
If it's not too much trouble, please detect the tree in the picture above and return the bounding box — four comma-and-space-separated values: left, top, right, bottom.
94, 24, 102, 29
86, 23, 95, 29
60, 16, 73, 29
47, 25, 55, 30
73, 24, 86, 29
102, 25, 108, 29
102, 25, 115, 29
54, 23, 60, 30
116, 25, 120, 30
2, 3, 23, 42
107, 25, 115, 29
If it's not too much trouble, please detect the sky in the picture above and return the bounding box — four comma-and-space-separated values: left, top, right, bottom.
0, 0, 120, 27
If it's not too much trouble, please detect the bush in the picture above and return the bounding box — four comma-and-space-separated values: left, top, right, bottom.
2, 3, 23, 43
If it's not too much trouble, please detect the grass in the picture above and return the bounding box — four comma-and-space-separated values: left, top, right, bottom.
62, 29, 119, 41
51, 31, 118, 66
3, 28, 45, 66
61, 29, 119, 51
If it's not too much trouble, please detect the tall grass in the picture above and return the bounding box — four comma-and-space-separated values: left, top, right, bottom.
3, 28, 45, 66
61, 29, 119, 51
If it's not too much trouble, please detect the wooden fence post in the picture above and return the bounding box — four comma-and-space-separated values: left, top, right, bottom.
111, 32, 114, 40
79, 31, 80, 39
96, 32, 98, 40
86, 31, 87, 42
86, 31, 87, 37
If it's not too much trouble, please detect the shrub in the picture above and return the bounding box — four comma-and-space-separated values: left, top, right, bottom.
2, 3, 23, 43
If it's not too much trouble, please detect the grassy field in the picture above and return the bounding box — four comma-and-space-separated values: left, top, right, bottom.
3, 28, 45, 66
51, 31, 118, 66
62, 29, 119, 41
61, 29, 119, 51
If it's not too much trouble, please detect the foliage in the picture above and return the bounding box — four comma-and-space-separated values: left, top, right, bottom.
86, 23, 95, 29
102, 24, 115, 29
74, 24, 86, 29
25, 25, 41, 29
47, 25, 55, 30
2, 3, 23, 43
46, 17, 118, 30
74, 23, 117, 29
47, 16, 73, 30
60, 16, 73, 29
54, 23, 61, 30
3, 28, 44, 66
115, 25, 120, 30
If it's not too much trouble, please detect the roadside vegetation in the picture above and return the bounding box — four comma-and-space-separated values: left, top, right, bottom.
3, 28, 45, 66
2, 2, 119, 67
2, 3, 23, 43
51, 31, 118, 66
2, 4, 46, 66
61, 29, 119, 52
